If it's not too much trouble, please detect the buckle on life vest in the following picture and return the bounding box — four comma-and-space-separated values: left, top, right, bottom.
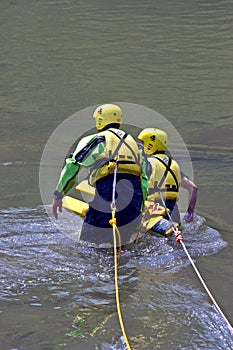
89, 162, 141, 185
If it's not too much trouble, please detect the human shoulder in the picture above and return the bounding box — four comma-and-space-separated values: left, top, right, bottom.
159, 152, 180, 166
104, 128, 126, 137
155, 153, 169, 162
75, 133, 100, 151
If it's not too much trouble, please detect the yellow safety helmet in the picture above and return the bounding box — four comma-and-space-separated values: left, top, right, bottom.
138, 128, 168, 154
93, 104, 123, 130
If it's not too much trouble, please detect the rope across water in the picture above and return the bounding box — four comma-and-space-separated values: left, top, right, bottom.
109, 209, 132, 350
158, 189, 233, 335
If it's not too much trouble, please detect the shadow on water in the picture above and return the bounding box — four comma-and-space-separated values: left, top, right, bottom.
0, 206, 232, 350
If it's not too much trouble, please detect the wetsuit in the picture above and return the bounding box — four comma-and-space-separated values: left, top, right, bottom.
53, 128, 148, 246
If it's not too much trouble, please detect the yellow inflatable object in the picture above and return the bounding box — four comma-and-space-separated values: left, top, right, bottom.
76, 180, 95, 196
144, 202, 167, 230
62, 181, 94, 217
142, 200, 179, 237
62, 196, 89, 217
63, 181, 177, 238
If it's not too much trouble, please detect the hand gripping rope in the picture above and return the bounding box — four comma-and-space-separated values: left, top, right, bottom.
109, 160, 132, 350
158, 190, 233, 335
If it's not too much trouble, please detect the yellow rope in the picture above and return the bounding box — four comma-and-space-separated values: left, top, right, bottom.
109, 217, 122, 264
109, 211, 132, 350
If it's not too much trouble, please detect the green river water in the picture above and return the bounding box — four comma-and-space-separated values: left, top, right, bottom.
1, 1, 232, 349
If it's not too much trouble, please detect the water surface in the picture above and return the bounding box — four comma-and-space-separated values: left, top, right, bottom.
1, 0, 233, 349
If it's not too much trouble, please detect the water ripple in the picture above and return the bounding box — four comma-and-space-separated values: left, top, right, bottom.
0, 207, 230, 350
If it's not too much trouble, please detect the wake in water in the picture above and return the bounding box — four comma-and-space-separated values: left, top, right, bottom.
0, 206, 231, 350
130, 214, 227, 272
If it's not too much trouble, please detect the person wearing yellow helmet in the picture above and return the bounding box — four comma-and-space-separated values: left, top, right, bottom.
138, 128, 198, 237
52, 104, 148, 246
93, 103, 123, 131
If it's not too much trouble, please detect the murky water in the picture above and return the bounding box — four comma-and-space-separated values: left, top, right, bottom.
0, 207, 231, 349
1, 0, 233, 349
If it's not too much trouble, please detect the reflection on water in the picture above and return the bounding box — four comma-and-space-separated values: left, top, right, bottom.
0, 207, 231, 350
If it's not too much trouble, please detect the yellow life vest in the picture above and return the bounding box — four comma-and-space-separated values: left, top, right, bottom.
89, 128, 142, 185
147, 153, 181, 200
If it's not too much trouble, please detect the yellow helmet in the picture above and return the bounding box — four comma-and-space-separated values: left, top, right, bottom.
138, 128, 168, 154
93, 104, 123, 130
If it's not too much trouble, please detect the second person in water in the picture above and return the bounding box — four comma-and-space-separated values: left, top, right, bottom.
138, 127, 198, 237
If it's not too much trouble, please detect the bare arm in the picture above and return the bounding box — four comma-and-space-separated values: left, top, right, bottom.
181, 176, 198, 222
52, 198, 62, 219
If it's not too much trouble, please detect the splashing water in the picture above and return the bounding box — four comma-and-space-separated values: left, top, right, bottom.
0, 207, 231, 350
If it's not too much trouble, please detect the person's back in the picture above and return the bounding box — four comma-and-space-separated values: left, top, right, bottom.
88, 127, 142, 185
52, 104, 148, 247
138, 128, 181, 236
147, 153, 181, 201
81, 125, 146, 246
138, 127, 198, 236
